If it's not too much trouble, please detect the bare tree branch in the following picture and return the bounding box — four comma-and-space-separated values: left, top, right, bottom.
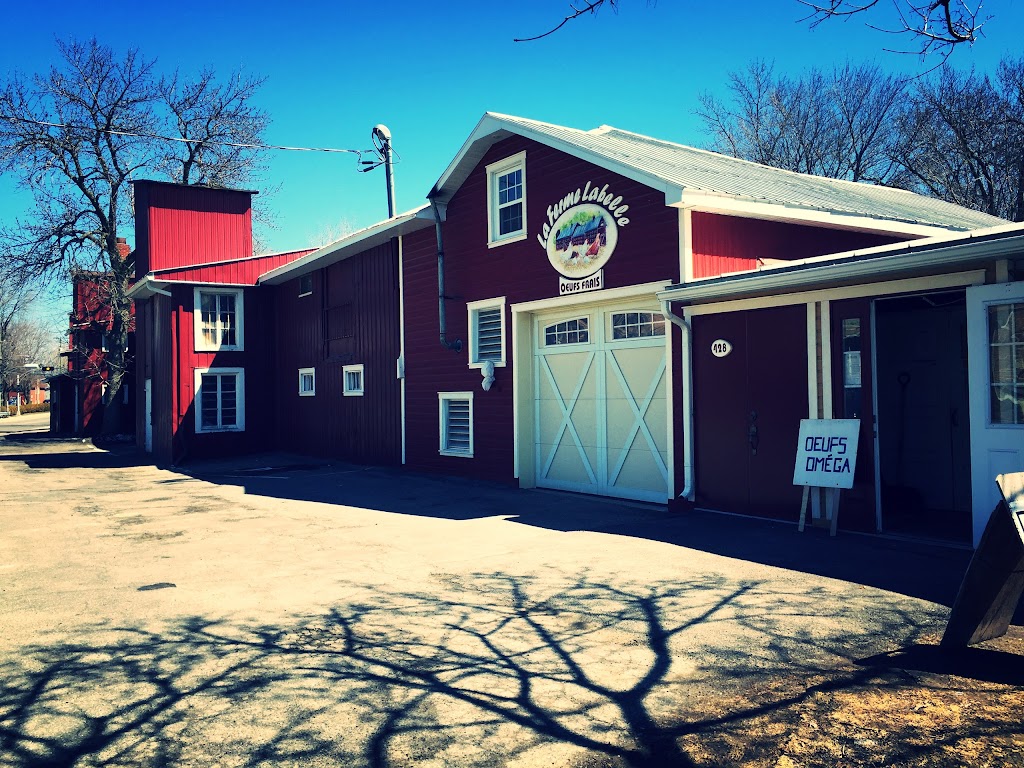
514, 0, 614, 42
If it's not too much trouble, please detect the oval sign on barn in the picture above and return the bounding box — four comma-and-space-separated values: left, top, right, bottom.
711, 339, 733, 358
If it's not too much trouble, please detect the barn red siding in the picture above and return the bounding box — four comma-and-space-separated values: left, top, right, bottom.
158, 284, 277, 461
273, 241, 403, 464
134, 181, 255, 274
403, 136, 681, 484
691, 212, 908, 279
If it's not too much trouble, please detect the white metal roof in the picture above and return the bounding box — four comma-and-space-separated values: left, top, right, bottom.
432, 113, 1006, 235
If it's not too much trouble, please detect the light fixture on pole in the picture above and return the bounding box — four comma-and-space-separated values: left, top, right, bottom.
358, 125, 396, 219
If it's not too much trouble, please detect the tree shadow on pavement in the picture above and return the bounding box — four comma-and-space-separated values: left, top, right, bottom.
1, 572, 1019, 767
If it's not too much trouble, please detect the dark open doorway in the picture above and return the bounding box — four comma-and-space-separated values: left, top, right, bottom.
874, 290, 972, 543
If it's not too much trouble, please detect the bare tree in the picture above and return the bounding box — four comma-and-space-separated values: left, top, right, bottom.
0, 38, 270, 433
698, 61, 906, 184
156, 68, 270, 187
892, 58, 1024, 221
797, 0, 989, 58
520, 1, 990, 56
0, 270, 41, 407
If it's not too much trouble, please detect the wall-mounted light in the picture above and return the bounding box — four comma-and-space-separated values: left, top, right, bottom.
481, 360, 495, 391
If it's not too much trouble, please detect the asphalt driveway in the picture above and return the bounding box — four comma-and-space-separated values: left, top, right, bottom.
1, 412, 1021, 767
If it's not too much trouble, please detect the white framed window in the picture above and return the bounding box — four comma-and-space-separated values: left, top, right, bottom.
194, 367, 245, 433
298, 367, 316, 397
439, 391, 473, 457
609, 311, 666, 341
343, 364, 364, 397
486, 151, 526, 246
299, 274, 313, 297
194, 288, 244, 351
467, 296, 506, 368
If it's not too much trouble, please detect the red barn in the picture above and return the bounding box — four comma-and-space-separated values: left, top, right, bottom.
130, 114, 1024, 550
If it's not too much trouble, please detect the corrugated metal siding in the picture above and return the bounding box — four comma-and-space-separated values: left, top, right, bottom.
691, 212, 906, 279
137, 182, 254, 272
151, 249, 314, 285
404, 135, 681, 484
273, 240, 402, 464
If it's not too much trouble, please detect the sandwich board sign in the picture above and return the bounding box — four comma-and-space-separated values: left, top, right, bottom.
793, 419, 860, 535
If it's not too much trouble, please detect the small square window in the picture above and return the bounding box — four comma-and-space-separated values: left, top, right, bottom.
298, 367, 316, 397
467, 297, 506, 368
439, 391, 473, 457
486, 152, 526, 246
343, 364, 364, 397
299, 274, 313, 297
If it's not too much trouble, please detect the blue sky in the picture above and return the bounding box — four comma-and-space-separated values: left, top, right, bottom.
2, 0, 1022, 294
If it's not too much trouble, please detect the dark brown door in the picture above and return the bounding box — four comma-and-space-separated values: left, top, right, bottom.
693, 305, 808, 520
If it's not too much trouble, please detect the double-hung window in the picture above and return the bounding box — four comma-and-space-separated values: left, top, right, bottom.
486, 152, 526, 246
439, 391, 473, 457
467, 297, 506, 368
194, 288, 244, 351
195, 368, 245, 433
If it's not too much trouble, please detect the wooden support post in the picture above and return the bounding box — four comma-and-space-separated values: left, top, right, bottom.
798, 485, 810, 532
942, 473, 1024, 647
827, 487, 841, 537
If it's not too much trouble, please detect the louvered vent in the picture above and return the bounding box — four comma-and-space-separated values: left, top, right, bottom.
475, 308, 503, 362
444, 399, 471, 453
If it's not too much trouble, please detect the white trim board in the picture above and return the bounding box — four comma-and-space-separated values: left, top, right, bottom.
679, 271, 986, 318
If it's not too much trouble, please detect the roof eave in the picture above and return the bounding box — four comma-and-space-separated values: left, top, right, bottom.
677, 190, 967, 238
429, 113, 684, 206
658, 228, 1024, 304
126, 277, 172, 299
257, 205, 435, 285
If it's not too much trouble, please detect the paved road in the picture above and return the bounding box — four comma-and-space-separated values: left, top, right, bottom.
0, 417, 1006, 767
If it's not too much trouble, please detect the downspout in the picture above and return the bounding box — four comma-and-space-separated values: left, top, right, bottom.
661, 298, 694, 501
431, 199, 462, 353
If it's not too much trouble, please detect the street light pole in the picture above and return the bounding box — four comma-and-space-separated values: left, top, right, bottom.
372, 125, 395, 218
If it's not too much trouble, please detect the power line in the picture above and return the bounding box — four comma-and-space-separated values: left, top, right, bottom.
0, 113, 379, 160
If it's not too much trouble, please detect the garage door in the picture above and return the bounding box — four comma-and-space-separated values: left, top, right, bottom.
534, 306, 670, 503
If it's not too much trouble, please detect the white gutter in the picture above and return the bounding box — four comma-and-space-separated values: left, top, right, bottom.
126, 277, 172, 299
660, 299, 694, 501
657, 231, 1024, 305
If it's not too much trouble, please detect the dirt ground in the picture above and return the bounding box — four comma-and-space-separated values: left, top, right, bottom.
1, 412, 1021, 767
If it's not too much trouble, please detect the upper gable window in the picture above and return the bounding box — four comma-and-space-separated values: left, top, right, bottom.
194, 287, 244, 352
486, 152, 526, 247
298, 274, 313, 297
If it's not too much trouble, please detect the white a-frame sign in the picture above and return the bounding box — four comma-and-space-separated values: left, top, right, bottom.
793, 419, 860, 536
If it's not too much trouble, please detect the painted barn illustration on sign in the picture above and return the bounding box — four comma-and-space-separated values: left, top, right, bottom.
128, 113, 1024, 550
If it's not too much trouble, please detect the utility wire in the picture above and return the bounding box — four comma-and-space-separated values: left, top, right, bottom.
0, 113, 380, 160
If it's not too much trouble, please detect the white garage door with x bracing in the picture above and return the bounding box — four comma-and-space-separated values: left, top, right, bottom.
534, 306, 670, 503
